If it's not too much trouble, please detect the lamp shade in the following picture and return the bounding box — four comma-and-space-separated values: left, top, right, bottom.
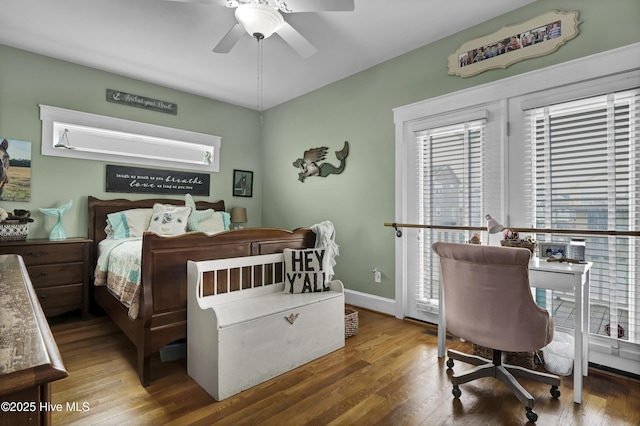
230, 207, 247, 224
235, 3, 284, 39
485, 214, 503, 234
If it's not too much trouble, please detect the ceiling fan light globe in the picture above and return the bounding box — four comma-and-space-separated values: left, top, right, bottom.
235, 3, 284, 40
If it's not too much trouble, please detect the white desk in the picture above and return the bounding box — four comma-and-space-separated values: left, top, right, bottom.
437, 258, 592, 404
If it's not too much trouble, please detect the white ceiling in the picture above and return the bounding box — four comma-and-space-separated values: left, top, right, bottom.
0, 0, 536, 110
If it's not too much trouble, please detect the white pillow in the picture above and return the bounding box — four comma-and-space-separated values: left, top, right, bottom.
106, 208, 153, 240
283, 247, 331, 294
195, 212, 231, 233
147, 204, 191, 236
184, 194, 231, 233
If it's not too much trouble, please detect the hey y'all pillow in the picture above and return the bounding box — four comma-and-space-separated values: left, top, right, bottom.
283, 247, 332, 294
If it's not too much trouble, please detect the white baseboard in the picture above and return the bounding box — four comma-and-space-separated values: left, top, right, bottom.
344, 289, 395, 316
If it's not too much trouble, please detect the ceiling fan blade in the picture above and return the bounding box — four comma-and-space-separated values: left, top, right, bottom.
283, 0, 354, 12
213, 24, 246, 53
277, 22, 318, 58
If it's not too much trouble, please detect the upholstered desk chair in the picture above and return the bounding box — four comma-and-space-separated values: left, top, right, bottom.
431, 242, 561, 423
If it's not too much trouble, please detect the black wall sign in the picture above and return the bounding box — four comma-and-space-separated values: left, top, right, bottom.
106, 89, 177, 115
106, 165, 209, 196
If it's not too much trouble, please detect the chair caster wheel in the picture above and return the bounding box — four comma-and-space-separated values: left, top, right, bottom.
526, 408, 538, 422
550, 385, 561, 398
452, 385, 461, 399
446, 358, 454, 369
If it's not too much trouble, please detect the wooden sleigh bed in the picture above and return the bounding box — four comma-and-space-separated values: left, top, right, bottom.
87, 196, 316, 386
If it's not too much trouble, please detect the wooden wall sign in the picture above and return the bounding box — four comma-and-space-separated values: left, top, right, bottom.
106, 89, 178, 115
106, 165, 209, 196
448, 10, 581, 78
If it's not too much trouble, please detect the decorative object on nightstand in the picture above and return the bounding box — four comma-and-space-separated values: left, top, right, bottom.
0, 208, 33, 241
39, 199, 73, 240
230, 207, 247, 229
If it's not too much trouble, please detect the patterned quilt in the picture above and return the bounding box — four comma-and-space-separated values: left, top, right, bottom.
94, 238, 143, 319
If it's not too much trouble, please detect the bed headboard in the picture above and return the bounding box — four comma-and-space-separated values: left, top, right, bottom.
87, 196, 226, 247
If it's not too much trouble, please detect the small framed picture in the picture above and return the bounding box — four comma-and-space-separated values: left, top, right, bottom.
233, 169, 253, 197
539, 242, 567, 259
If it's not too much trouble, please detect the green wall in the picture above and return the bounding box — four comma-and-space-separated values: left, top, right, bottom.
0, 45, 262, 238
260, 0, 640, 299
1, 0, 638, 302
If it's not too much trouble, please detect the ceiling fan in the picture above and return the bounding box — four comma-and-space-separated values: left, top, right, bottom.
166, 0, 355, 58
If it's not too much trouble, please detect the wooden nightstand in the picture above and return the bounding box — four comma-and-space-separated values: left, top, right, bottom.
0, 238, 92, 318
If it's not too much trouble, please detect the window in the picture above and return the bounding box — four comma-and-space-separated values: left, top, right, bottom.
401, 103, 504, 323
40, 105, 221, 172
416, 120, 484, 314
395, 45, 639, 373
524, 88, 640, 346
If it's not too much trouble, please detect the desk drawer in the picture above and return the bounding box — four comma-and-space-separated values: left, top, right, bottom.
529, 270, 574, 291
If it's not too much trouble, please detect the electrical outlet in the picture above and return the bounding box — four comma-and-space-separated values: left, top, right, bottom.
373, 268, 382, 283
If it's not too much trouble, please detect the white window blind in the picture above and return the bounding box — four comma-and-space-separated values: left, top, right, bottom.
524, 88, 640, 346
408, 104, 503, 322
418, 121, 484, 309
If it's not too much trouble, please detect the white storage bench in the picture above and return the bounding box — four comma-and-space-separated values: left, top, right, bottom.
187, 253, 345, 401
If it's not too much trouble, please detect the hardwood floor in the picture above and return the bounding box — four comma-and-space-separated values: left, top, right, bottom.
49, 308, 640, 425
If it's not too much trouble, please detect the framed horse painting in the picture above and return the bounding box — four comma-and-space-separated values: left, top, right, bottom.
232, 169, 253, 198
0, 138, 32, 202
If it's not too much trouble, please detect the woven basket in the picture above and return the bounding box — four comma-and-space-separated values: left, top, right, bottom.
0, 220, 28, 241
472, 343, 535, 370
345, 308, 359, 338
500, 239, 536, 253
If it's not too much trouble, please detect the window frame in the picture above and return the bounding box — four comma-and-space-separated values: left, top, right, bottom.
39, 104, 222, 172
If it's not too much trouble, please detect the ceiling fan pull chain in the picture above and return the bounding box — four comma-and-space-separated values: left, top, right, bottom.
257, 37, 263, 112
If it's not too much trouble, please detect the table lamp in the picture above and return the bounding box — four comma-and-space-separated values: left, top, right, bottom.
230, 207, 247, 229
485, 214, 503, 245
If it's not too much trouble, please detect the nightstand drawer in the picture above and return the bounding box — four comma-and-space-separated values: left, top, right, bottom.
6, 243, 85, 266
27, 262, 84, 288
35, 284, 83, 315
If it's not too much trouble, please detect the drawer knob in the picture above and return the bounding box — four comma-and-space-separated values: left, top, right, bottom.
285, 313, 299, 324
40, 294, 48, 299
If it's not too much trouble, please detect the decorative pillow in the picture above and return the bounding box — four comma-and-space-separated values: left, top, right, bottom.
195, 211, 231, 233
146, 204, 191, 236
106, 208, 153, 240
283, 247, 331, 294
184, 194, 230, 232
